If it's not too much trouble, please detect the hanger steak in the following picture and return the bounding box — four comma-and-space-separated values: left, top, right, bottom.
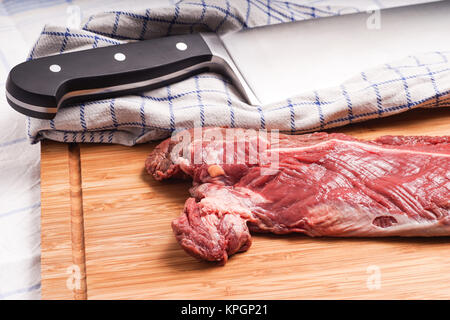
146, 128, 450, 264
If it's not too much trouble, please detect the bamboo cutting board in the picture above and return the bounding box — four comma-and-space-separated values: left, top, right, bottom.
40, 108, 450, 300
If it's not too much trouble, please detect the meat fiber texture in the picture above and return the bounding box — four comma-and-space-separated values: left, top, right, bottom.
146, 128, 450, 264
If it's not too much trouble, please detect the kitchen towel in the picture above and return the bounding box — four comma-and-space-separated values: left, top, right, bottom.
27, 0, 450, 146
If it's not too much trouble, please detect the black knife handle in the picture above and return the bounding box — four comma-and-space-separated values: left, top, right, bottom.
6, 34, 214, 119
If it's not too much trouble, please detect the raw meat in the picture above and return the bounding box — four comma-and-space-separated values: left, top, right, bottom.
146, 128, 450, 264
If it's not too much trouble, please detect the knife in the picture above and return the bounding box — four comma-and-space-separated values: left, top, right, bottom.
6, 1, 450, 119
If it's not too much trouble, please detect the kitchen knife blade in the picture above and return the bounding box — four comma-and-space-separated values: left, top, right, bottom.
5, 0, 450, 119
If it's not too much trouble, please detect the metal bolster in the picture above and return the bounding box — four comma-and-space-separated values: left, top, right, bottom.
199, 33, 260, 106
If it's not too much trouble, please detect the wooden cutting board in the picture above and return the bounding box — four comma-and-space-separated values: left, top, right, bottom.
40, 108, 450, 300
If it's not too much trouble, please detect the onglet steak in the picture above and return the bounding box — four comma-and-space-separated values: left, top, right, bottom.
146, 128, 450, 264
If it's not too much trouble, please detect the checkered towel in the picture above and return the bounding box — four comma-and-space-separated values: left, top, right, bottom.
27, 0, 450, 146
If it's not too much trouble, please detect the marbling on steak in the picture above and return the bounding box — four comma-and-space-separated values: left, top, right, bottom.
146, 128, 450, 264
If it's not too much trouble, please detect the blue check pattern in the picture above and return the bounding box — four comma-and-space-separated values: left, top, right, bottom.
27, 0, 450, 146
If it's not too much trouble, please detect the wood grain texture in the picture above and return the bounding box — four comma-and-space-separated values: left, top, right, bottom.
41, 108, 450, 300
40, 142, 73, 299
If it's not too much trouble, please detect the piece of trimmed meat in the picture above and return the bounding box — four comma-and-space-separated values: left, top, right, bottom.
146, 128, 450, 264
